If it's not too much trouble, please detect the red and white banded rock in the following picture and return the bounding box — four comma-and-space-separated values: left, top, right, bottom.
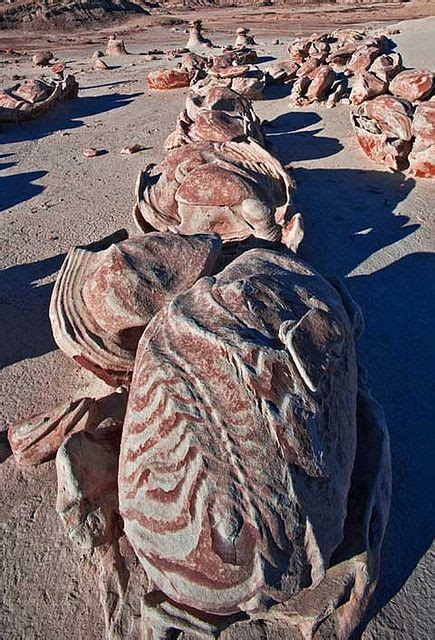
119, 247, 360, 618
409, 101, 435, 178
296, 56, 320, 78
164, 107, 264, 150
50, 233, 221, 387
146, 68, 191, 91
351, 95, 413, 170
346, 45, 381, 75
133, 140, 300, 247
8, 397, 97, 466
389, 68, 433, 103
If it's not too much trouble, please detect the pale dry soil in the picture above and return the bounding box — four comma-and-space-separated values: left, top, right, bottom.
0, 13, 434, 640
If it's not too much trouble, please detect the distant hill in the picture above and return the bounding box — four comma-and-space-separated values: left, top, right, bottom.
0, 0, 157, 29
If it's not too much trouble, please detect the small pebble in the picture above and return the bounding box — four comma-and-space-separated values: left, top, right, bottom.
121, 144, 142, 155
83, 148, 102, 158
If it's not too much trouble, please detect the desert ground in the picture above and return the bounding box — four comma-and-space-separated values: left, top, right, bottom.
0, 3, 434, 639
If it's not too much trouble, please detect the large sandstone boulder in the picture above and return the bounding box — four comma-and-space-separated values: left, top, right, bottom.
133, 140, 300, 247
409, 101, 435, 178
146, 68, 191, 91
50, 233, 221, 387
351, 95, 413, 170
389, 68, 433, 103
118, 247, 390, 638
0, 74, 78, 122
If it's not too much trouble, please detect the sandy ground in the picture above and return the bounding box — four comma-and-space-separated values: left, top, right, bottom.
0, 9, 434, 640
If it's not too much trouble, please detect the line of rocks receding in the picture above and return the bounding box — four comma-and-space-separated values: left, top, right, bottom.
5, 25, 391, 640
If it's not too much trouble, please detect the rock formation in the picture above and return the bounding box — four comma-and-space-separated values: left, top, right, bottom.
408, 101, 435, 178
235, 27, 256, 47
352, 94, 413, 170
49, 233, 222, 387
0, 74, 78, 122
133, 140, 300, 248
118, 247, 390, 637
106, 34, 128, 56
186, 20, 213, 50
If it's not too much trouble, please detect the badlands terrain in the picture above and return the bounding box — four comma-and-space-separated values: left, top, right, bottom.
0, 3, 434, 639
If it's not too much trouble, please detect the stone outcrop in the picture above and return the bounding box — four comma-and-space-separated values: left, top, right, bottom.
56, 417, 123, 551
351, 95, 413, 170
146, 67, 191, 90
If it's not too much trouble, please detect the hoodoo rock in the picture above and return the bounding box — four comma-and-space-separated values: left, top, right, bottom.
133, 140, 300, 247
235, 27, 256, 48
118, 247, 390, 637
49, 233, 222, 387
389, 68, 434, 103
106, 35, 128, 56
186, 20, 213, 50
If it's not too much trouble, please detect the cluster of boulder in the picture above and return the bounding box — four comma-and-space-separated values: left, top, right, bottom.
147, 20, 267, 100
6, 37, 391, 640
352, 71, 434, 176
266, 27, 434, 177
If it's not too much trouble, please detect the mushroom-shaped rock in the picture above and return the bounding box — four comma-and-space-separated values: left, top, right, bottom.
186, 20, 213, 50
351, 95, 413, 170
350, 72, 387, 106
146, 68, 191, 91
49, 233, 222, 387
133, 140, 297, 246
106, 35, 128, 56
235, 27, 256, 47
118, 247, 371, 626
409, 101, 435, 178
389, 69, 433, 103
